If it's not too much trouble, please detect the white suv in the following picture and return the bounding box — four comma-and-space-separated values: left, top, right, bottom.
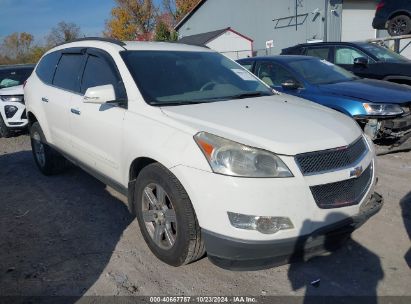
0, 64, 34, 137
24, 38, 383, 269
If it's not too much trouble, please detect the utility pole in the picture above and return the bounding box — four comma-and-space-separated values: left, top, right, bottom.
295, 0, 298, 31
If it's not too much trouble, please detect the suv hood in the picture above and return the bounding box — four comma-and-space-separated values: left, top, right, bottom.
318, 79, 411, 104
161, 95, 362, 155
0, 85, 24, 96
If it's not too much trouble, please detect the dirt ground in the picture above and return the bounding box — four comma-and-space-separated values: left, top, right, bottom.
0, 134, 410, 298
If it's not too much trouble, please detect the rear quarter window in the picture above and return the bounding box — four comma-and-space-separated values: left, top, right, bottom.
36, 51, 61, 84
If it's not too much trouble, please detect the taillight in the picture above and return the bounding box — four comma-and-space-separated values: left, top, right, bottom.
376, 1, 385, 11
23, 80, 27, 89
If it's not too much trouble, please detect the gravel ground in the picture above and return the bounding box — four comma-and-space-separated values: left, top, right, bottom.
0, 134, 410, 298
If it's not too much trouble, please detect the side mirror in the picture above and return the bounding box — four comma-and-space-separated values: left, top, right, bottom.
83, 85, 116, 104
281, 79, 301, 90
354, 57, 368, 67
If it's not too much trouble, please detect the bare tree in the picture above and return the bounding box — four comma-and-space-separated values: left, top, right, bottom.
0, 32, 34, 61
162, 0, 198, 24
46, 21, 82, 46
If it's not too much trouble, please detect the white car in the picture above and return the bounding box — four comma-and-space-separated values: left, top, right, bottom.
24, 38, 383, 269
0, 64, 34, 137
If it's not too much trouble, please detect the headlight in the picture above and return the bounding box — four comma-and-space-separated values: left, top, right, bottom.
0, 95, 23, 103
363, 103, 403, 116
194, 132, 293, 178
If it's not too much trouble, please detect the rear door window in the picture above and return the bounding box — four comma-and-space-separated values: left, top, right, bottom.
238, 60, 254, 71
306, 47, 331, 61
53, 53, 85, 93
255, 62, 295, 87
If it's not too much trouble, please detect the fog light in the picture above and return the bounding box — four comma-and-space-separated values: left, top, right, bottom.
227, 212, 294, 234
5, 105, 18, 118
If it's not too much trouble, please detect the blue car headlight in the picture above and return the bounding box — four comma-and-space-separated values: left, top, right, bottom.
363, 103, 404, 116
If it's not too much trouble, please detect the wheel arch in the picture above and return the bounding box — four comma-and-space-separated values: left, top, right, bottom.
127, 156, 159, 215
389, 10, 411, 21
129, 156, 159, 181
27, 111, 38, 128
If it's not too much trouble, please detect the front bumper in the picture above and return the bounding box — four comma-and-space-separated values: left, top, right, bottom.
357, 114, 411, 140
0, 101, 28, 129
205, 192, 383, 270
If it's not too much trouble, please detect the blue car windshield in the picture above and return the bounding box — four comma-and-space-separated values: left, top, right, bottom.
360, 43, 409, 63
289, 59, 358, 85
121, 51, 272, 106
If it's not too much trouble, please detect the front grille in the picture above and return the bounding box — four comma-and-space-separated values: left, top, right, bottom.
310, 165, 373, 209
295, 137, 367, 175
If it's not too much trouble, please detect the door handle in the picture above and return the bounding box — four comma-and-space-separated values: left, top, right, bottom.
70, 108, 81, 115
41, 97, 49, 103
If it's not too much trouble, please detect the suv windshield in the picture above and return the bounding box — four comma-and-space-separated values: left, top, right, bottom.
289, 59, 358, 85
0, 67, 34, 89
361, 43, 409, 62
121, 51, 272, 106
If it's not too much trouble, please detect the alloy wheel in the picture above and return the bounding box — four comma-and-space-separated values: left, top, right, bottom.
141, 183, 177, 250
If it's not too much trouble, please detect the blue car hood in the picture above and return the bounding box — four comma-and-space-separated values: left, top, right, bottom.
318, 79, 411, 104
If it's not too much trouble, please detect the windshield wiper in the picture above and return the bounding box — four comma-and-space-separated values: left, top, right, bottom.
154, 100, 211, 107
229, 92, 271, 100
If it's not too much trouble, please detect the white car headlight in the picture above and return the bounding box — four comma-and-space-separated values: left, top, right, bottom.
363, 103, 403, 116
194, 132, 293, 178
0, 95, 23, 103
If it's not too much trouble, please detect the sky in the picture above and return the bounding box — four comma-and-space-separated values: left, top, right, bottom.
0, 0, 163, 43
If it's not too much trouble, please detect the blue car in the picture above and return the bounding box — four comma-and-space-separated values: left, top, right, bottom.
237, 55, 411, 141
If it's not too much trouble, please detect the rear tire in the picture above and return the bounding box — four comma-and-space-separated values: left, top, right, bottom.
30, 122, 68, 175
134, 163, 205, 266
0, 115, 11, 138
388, 15, 411, 36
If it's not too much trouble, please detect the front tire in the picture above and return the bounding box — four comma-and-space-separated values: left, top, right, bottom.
30, 122, 68, 175
0, 115, 11, 138
134, 163, 205, 266
388, 15, 411, 36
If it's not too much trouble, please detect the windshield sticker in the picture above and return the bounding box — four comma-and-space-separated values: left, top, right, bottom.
231, 69, 258, 81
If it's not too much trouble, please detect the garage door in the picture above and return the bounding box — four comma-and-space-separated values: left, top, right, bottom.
342, 0, 378, 41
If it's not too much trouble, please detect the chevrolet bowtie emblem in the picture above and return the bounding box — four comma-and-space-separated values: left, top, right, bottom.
350, 166, 363, 178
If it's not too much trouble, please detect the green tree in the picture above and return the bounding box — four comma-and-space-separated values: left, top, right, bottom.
154, 20, 177, 41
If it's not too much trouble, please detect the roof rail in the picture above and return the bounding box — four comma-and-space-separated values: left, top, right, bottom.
56, 37, 126, 48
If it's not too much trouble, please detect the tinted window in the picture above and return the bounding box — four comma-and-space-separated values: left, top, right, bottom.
289, 59, 358, 85
306, 47, 330, 61
335, 47, 369, 65
256, 62, 295, 87
36, 51, 60, 84
238, 61, 254, 71
360, 43, 409, 62
81, 55, 126, 99
121, 51, 272, 106
53, 53, 85, 92
0, 67, 34, 89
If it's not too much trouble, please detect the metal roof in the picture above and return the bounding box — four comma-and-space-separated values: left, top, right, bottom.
178, 28, 229, 46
